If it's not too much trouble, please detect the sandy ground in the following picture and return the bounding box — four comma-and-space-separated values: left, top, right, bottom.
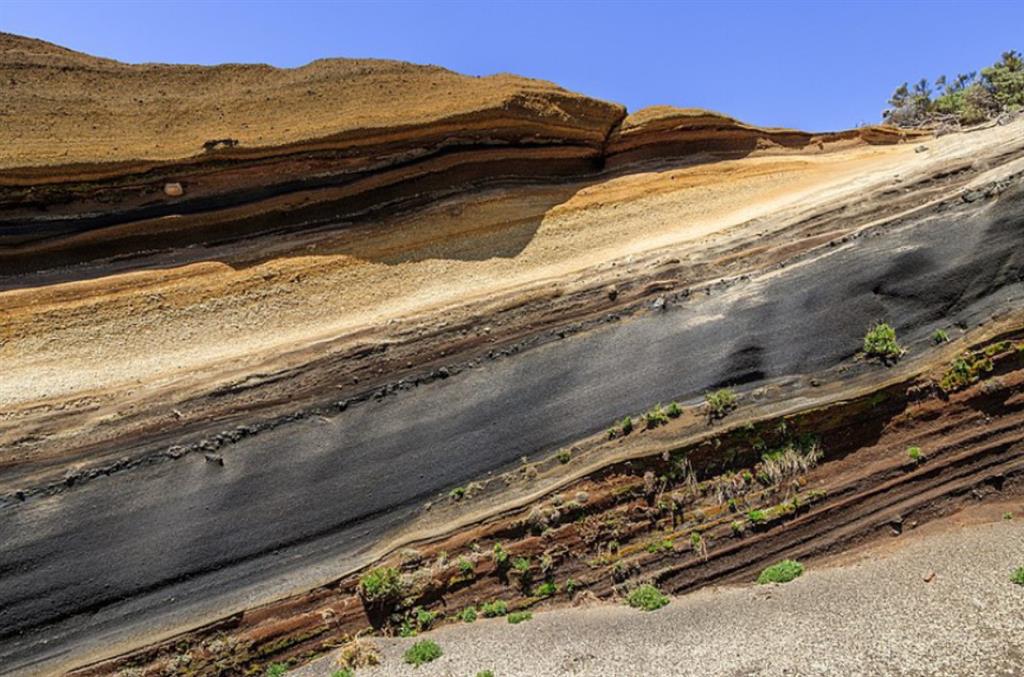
296, 508, 1024, 677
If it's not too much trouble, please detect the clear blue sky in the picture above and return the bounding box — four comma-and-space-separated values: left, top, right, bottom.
3, 0, 1021, 130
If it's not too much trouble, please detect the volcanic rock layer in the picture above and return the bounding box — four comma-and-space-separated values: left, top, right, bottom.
0, 33, 1022, 677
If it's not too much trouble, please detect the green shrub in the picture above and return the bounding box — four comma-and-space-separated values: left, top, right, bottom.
863, 323, 904, 362
757, 559, 805, 584
666, 401, 683, 418
460, 606, 478, 623
358, 567, 402, 604
645, 538, 673, 553
644, 404, 670, 429
534, 581, 557, 597
556, 449, 572, 464
458, 558, 475, 576
332, 670, 354, 677
731, 520, 745, 536
477, 672, 495, 677
1012, 567, 1024, 586
449, 486, 466, 501
415, 607, 437, 631
626, 584, 669, 611
481, 600, 509, 617
507, 611, 533, 624
941, 351, 995, 392
265, 664, 288, 677
747, 509, 767, 524
705, 388, 737, 419
933, 329, 949, 344
404, 639, 442, 666
565, 578, 579, 595
512, 557, 531, 573
492, 543, 509, 568
620, 416, 634, 435
907, 446, 923, 462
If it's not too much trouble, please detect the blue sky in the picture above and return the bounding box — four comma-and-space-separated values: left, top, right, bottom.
3, 0, 1021, 130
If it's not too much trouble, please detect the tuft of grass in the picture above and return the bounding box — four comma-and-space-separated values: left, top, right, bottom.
480, 600, 509, 617
556, 449, 572, 464
331, 670, 354, 677
907, 446, 923, 462
933, 329, 950, 344
863, 322, 904, 362
1012, 567, 1024, 586
705, 388, 737, 419
358, 567, 402, 605
757, 559, 805, 584
265, 664, 288, 677
477, 672, 495, 677
404, 640, 442, 666
460, 606, 478, 623
626, 583, 669, 611
507, 611, 533, 624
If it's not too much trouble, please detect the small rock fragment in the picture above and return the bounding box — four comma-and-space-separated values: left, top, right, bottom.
606, 285, 619, 301
204, 453, 224, 466
163, 182, 184, 197
923, 570, 936, 583
914, 145, 928, 153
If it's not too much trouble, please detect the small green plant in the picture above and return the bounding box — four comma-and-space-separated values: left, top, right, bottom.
358, 567, 402, 604
705, 388, 737, 419
398, 621, 417, 638
1012, 567, 1024, 586
415, 607, 437, 631
481, 600, 509, 617
907, 446, 923, 462
565, 578, 579, 594
492, 543, 509, 568
1004, 512, 1014, 521
620, 416, 634, 435
449, 486, 466, 501
404, 639, 442, 666
556, 449, 572, 464
747, 509, 767, 525
644, 404, 670, 429
863, 322, 904, 362
666, 401, 683, 418
731, 520, 745, 536
265, 664, 288, 677
645, 538, 673, 553
477, 672, 495, 677
460, 606, 478, 623
534, 581, 557, 597
332, 670, 354, 677
941, 351, 995, 392
507, 611, 533, 624
512, 557, 531, 573
757, 559, 805, 584
458, 557, 475, 576
933, 329, 950, 344
626, 583, 669, 611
